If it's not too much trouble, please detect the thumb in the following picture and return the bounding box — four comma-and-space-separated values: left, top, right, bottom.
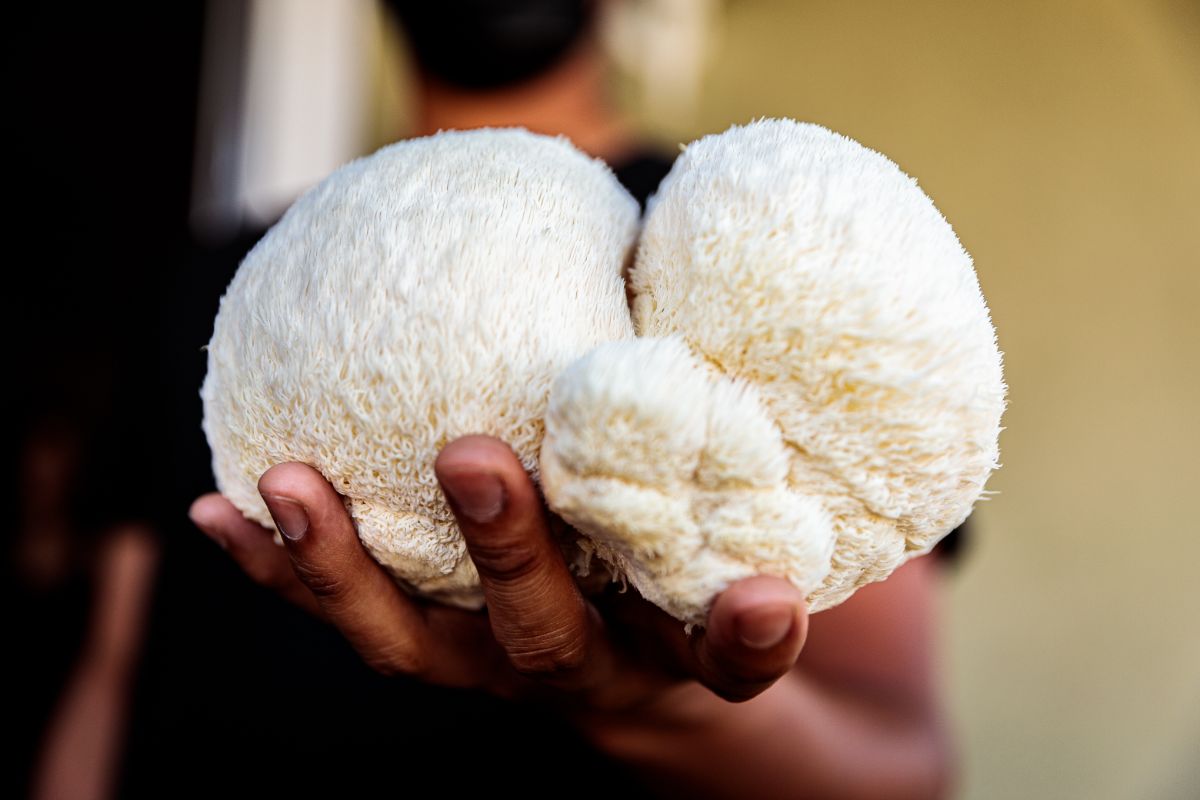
688, 576, 808, 702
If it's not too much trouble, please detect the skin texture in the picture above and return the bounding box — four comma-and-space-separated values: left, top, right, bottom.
190, 435, 953, 797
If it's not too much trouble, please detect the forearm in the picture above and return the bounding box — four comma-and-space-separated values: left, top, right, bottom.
33, 526, 158, 800
579, 672, 953, 800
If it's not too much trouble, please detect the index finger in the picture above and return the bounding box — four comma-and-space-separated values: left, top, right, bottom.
435, 436, 612, 688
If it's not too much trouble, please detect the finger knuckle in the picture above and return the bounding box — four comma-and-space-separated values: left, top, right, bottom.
469, 538, 542, 584
507, 631, 589, 679
293, 563, 347, 602
362, 654, 402, 678
361, 641, 425, 678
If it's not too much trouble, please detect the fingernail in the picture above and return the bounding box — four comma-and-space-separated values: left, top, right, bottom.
441, 472, 505, 523
263, 495, 309, 541
735, 605, 796, 650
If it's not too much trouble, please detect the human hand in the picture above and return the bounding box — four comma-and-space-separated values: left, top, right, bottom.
188, 435, 808, 710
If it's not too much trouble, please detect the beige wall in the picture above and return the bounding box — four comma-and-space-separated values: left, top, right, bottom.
625, 1, 1198, 797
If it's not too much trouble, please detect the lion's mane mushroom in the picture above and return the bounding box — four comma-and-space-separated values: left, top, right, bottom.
203, 119, 1005, 626
541, 119, 1006, 624
201, 128, 640, 608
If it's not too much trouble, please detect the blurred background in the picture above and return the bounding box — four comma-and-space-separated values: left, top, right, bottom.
9, 1, 1198, 798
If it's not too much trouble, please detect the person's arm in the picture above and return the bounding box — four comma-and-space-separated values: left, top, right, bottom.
189, 435, 952, 798
32, 525, 159, 800
578, 557, 952, 800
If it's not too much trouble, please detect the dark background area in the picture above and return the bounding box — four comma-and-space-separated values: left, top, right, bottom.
9, 7, 203, 793
10, 3, 203, 524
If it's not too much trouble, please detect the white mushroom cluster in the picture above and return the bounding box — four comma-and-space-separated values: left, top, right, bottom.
203, 119, 1005, 624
